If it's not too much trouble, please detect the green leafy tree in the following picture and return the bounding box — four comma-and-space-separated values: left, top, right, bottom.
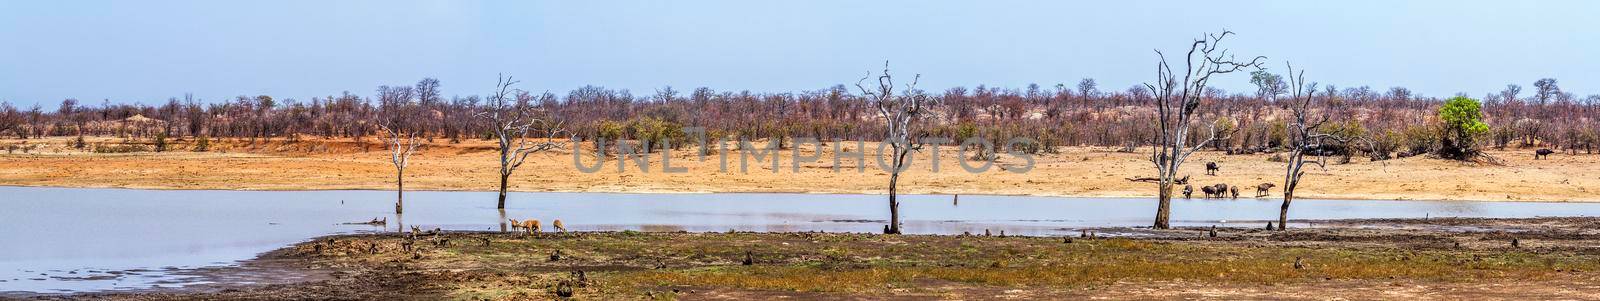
1437, 96, 1489, 160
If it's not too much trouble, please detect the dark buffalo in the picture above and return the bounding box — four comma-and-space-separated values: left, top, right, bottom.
1205, 162, 1220, 175
1255, 183, 1276, 197
1535, 148, 1554, 160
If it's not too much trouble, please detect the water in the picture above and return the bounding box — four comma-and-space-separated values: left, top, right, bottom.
2, 186, 1599, 293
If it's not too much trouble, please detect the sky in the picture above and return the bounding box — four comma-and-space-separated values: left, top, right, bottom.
1, 0, 1597, 107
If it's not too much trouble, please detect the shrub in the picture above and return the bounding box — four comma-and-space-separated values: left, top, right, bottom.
153, 132, 168, 152
93, 143, 150, 153
194, 136, 210, 152
1437, 96, 1489, 160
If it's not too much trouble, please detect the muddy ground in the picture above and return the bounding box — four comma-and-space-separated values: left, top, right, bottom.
13, 217, 1600, 300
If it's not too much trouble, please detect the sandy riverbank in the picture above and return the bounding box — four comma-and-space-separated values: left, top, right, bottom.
1, 136, 1595, 202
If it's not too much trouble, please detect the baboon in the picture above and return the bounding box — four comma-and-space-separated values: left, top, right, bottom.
1229, 186, 1239, 199
552, 219, 567, 234
570, 270, 589, 287
1182, 185, 1193, 199
1255, 183, 1276, 197
1205, 162, 1220, 175
554, 281, 574, 297
1200, 185, 1218, 198
742, 251, 754, 265
1536, 148, 1554, 160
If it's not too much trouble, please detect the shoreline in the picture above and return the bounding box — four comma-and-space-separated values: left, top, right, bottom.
3, 183, 1598, 204
29, 216, 1600, 299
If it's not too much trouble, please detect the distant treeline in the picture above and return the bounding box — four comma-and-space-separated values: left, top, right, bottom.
1, 77, 1596, 158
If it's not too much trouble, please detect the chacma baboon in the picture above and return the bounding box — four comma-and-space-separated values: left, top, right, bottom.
1536, 148, 1554, 160
1200, 185, 1218, 198
1256, 183, 1276, 197
1182, 185, 1193, 199
554, 281, 574, 297
1205, 162, 1220, 175
1229, 186, 1239, 199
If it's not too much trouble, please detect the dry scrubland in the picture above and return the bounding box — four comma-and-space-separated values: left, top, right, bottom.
1, 136, 1597, 202
0, 136, 1593, 202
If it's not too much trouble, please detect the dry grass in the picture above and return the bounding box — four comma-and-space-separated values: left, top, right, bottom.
2, 136, 1599, 202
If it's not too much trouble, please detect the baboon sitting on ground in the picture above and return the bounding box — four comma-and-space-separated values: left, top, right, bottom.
1205, 162, 1220, 175
1255, 183, 1276, 197
1536, 148, 1554, 160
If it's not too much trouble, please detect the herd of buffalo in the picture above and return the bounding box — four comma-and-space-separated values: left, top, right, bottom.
1183, 148, 1558, 200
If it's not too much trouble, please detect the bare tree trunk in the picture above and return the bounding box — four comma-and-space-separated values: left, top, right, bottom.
1154, 182, 1173, 229
395, 168, 404, 214
887, 171, 901, 234
497, 173, 510, 209
1277, 190, 1293, 231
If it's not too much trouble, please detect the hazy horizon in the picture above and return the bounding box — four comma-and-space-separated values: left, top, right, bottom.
3, 0, 1597, 106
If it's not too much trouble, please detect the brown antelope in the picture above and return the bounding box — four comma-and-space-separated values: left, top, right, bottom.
508, 218, 522, 231
523, 219, 541, 234
552, 219, 567, 234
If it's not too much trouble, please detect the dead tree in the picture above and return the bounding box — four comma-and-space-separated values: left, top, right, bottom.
1276, 64, 1353, 231
380, 124, 423, 214
1145, 31, 1264, 229
376, 85, 424, 215
856, 61, 928, 235
478, 74, 566, 209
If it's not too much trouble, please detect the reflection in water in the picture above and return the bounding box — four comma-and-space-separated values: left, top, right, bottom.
498, 209, 508, 233
4, 186, 1600, 293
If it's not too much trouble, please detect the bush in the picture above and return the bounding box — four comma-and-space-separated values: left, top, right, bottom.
194, 136, 210, 152
1437, 96, 1489, 160
93, 143, 150, 153
153, 132, 168, 152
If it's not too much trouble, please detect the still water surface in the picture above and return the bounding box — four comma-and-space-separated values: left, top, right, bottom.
3, 186, 1598, 293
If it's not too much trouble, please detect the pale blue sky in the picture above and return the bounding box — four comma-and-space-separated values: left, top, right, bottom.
1, 0, 1596, 106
